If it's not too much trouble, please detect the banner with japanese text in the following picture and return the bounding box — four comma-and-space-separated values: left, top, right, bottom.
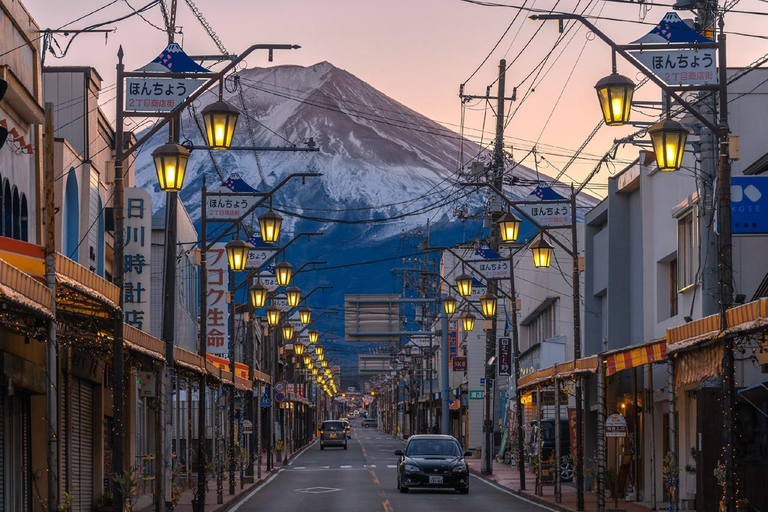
206, 242, 229, 358
123, 188, 151, 332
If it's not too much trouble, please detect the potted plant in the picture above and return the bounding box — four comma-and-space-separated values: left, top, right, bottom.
58, 491, 73, 512
663, 451, 680, 512
95, 491, 113, 512
112, 465, 140, 512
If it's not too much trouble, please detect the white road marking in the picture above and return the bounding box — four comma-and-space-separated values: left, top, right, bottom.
340, 465, 352, 469
387, 465, 397, 469
366, 464, 376, 468
470, 474, 561, 512
293, 467, 306, 470
320, 465, 330, 469
228, 469, 282, 512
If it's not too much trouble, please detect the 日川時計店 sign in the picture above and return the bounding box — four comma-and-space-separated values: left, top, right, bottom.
125, 78, 204, 112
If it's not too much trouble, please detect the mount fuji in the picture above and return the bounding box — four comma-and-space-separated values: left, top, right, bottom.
133, 61, 596, 385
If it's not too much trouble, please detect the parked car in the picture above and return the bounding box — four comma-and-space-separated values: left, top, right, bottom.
320, 420, 349, 450
528, 419, 573, 482
395, 434, 471, 494
362, 418, 378, 428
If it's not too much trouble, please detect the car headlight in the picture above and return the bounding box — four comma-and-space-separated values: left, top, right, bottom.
405, 464, 421, 474
452, 463, 467, 473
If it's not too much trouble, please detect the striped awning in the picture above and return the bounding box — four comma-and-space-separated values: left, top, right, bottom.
604, 339, 667, 377
518, 355, 599, 391
667, 298, 768, 353
55, 253, 121, 313
0, 258, 53, 320
124, 324, 165, 361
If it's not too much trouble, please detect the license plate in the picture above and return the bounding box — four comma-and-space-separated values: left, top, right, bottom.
330, 433, 337, 438
429, 476, 443, 484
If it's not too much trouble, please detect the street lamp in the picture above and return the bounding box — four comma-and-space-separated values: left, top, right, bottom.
314, 345, 324, 357
286, 286, 302, 307
152, 143, 190, 193
443, 295, 457, 315
225, 239, 253, 272
275, 261, 293, 287
648, 118, 689, 172
531, 235, 554, 269
321, 360, 328, 368
456, 273, 473, 297
460, 310, 476, 332
316, 352, 325, 362
282, 323, 294, 340
249, 282, 268, 308
303, 355, 311, 366
308, 329, 319, 344
201, 99, 240, 150
299, 307, 312, 324
594, 73, 635, 126
479, 293, 498, 318
294, 341, 305, 355
312, 368, 318, 376
265, 305, 281, 326
258, 210, 283, 244
498, 211, 522, 242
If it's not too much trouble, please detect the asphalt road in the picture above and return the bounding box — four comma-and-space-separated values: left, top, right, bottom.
233, 418, 551, 512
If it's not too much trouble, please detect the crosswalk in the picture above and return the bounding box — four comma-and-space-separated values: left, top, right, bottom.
287, 464, 398, 471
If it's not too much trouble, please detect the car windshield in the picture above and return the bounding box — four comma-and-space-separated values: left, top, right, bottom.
323, 422, 344, 432
405, 439, 461, 457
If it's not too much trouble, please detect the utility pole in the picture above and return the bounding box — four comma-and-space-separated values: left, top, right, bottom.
459, 59, 512, 475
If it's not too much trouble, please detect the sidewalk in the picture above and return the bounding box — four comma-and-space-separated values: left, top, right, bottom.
136, 445, 310, 512
467, 457, 664, 512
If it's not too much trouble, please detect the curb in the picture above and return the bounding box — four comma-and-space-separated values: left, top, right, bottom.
468, 467, 572, 512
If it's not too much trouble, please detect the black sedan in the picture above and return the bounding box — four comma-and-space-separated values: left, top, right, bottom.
395, 435, 471, 494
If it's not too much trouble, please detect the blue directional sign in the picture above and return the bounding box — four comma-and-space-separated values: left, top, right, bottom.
260, 389, 271, 408
731, 177, 768, 235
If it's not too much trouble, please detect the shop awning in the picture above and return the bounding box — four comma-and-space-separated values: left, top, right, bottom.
667, 298, 768, 353
253, 369, 271, 384
124, 324, 165, 361
55, 253, 121, 315
174, 346, 206, 375
604, 338, 667, 377
675, 343, 723, 389
235, 375, 252, 392
518, 355, 599, 391
0, 258, 53, 320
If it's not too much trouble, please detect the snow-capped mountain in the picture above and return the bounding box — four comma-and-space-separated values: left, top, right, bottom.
133, 62, 597, 385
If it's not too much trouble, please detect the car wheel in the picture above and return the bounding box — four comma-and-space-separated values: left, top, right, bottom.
344, 442, 348, 450
399, 483, 409, 493
320, 444, 325, 450
560, 460, 574, 481
364, 424, 369, 428
458, 487, 469, 495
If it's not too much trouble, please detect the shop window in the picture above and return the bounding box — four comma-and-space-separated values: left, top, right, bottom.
677, 211, 696, 290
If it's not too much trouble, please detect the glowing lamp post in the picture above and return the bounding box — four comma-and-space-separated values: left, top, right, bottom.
308, 329, 319, 344
460, 310, 476, 332
281, 323, 294, 341
649, 118, 689, 172
455, 273, 473, 298
299, 307, 312, 324
201, 99, 240, 150
479, 293, 498, 318
286, 287, 302, 308
594, 73, 635, 126
225, 239, 253, 272
443, 295, 457, 315
249, 282, 268, 308
265, 305, 281, 326
275, 262, 293, 287
498, 211, 522, 243
258, 210, 282, 244
152, 143, 190, 193
531, 236, 554, 269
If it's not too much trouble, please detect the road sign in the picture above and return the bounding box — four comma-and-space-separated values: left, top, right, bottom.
731, 176, 768, 235
468, 246, 510, 279
274, 392, 285, 403
498, 337, 512, 376
275, 383, 285, 392
242, 419, 253, 434
516, 185, 571, 227
206, 193, 261, 220
480, 378, 494, 388
260, 390, 271, 408
606, 413, 628, 438
469, 390, 484, 400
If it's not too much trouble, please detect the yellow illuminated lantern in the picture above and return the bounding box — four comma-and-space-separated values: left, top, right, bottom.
530, 235, 554, 269
497, 211, 521, 243
314, 345, 324, 357
265, 305, 280, 326
274, 262, 293, 287
303, 355, 311, 366
649, 118, 688, 172
316, 352, 325, 362
460, 310, 476, 332
594, 73, 635, 126
225, 239, 252, 272
443, 295, 457, 315
294, 341, 305, 355
479, 293, 497, 318
299, 307, 312, 325
249, 282, 268, 308
286, 287, 301, 308
282, 324, 294, 340
258, 210, 282, 244
312, 368, 319, 376
308, 329, 319, 344
455, 273, 473, 297
201, 99, 240, 149
321, 360, 328, 368
152, 143, 189, 193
